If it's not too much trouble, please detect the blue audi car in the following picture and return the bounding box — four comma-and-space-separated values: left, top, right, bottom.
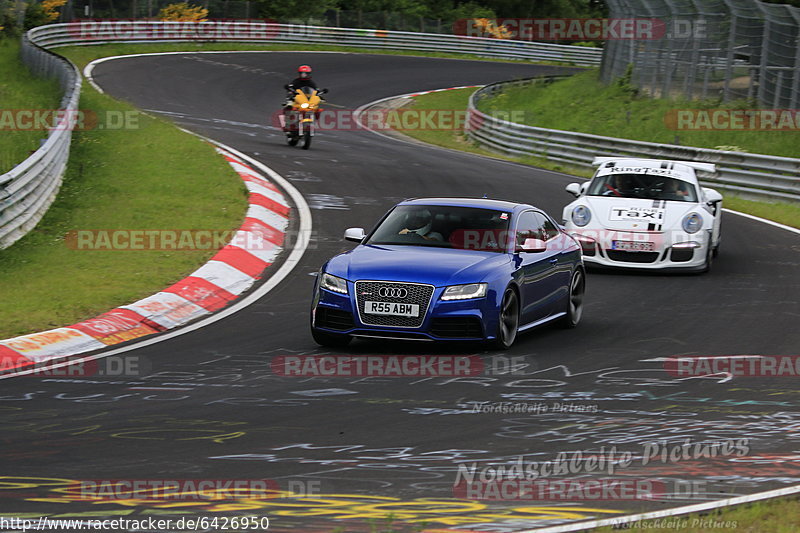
310, 198, 585, 348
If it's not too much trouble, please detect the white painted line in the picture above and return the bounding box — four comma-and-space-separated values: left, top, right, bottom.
640, 355, 766, 362
518, 483, 800, 532
722, 207, 800, 235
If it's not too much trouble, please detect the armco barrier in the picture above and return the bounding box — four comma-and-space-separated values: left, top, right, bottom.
466, 77, 800, 203
28, 21, 603, 66
0, 34, 81, 249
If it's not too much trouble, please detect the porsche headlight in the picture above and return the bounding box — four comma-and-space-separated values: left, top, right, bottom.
682, 212, 702, 234
441, 283, 487, 301
320, 273, 348, 294
571, 205, 591, 227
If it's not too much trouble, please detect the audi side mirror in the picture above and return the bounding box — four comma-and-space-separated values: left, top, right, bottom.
344, 228, 366, 243
519, 238, 547, 253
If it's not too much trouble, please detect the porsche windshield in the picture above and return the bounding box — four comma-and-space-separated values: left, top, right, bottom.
587, 173, 698, 202
366, 205, 512, 252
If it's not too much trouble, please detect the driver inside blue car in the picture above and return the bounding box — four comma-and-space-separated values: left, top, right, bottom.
398, 209, 444, 241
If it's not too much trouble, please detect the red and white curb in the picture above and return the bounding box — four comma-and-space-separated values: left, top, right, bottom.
0, 147, 290, 370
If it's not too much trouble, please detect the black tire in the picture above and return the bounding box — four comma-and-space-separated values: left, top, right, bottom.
302, 130, 312, 150
492, 287, 519, 349
287, 134, 299, 147
559, 268, 585, 328
311, 328, 351, 348
712, 240, 720, 258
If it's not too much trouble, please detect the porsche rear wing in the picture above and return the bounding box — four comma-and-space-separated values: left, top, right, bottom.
591, 157, 716, 174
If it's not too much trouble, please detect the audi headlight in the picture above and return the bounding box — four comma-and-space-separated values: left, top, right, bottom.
682, 212, 702, 234
571, 205, 591, 227
320, 273, 348, 294
441, 283, 487, 301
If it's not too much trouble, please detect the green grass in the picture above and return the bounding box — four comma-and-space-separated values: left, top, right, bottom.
399, 87, 800, 229
0, 80, 247, 338
593, 495, 800, 532
0, 39, 62, 173
393, 87, 591, 176
722, 196, 800, 228
478, 69, 800, 159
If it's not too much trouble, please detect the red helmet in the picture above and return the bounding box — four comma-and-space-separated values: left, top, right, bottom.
298, 65, 312, 79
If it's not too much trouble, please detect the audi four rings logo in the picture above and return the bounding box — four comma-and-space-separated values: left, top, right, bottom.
378, 287, 408, 298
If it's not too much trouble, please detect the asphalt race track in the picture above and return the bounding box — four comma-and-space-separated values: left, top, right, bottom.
2, 52, 799, 532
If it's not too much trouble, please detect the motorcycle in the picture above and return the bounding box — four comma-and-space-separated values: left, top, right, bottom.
282, 87, 327, 150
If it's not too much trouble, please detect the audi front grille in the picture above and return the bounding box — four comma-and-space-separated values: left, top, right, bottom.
354, 281, 434, 328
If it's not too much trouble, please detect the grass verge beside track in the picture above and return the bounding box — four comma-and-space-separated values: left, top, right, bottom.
399, 87, 800, 229
592, 494, 800, 532
0, 39, 62, 173
0, 64, 247, 338
478, 69, 800, 159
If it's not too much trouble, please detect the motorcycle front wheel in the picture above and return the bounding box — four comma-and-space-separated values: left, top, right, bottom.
302, 130, 312, 150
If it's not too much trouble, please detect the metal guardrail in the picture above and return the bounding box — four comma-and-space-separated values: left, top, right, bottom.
466, 77, 800, 203
27, 21, 603, 66
0, 35, 81, 249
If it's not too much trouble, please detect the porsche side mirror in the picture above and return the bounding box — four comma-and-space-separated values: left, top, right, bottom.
705, 189, 723, 204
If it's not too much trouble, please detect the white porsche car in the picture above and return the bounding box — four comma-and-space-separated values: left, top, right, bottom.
562, 157, 723, 272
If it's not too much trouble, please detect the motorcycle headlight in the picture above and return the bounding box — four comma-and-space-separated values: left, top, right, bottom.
320, 273, 348, 294
571, 205, 591, 227
300, 102, 310, 109
441, 283, 487, 301
682, 212, 702, 234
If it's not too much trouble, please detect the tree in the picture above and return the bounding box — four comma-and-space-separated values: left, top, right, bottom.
158, 2, 208, 21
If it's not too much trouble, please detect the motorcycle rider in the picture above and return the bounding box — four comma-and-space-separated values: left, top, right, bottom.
282, 65, 326, 132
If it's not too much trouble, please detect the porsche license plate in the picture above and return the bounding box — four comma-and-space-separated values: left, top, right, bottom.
612, 240, 655, 252
364, 301, 419, 317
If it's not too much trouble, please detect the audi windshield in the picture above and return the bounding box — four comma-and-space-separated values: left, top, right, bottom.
365, 205, 512, 252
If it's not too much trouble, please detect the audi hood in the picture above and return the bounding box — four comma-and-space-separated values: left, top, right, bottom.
324, 245, 511, 287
